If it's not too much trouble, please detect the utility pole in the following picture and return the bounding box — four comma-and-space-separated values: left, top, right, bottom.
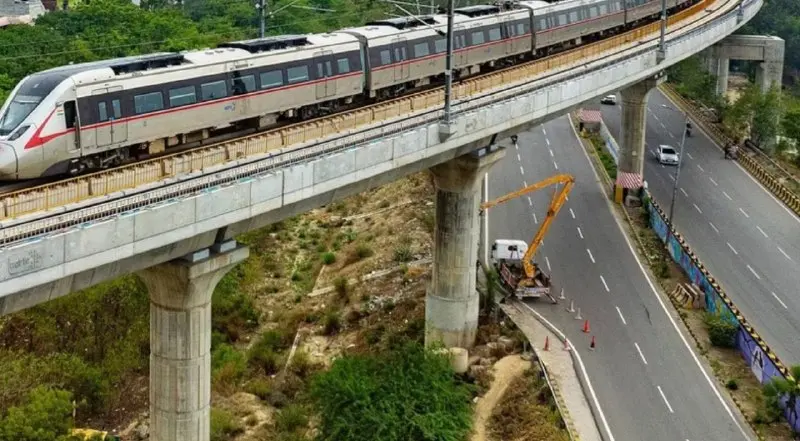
442, 0, 455, 125
258, 0, 267, 38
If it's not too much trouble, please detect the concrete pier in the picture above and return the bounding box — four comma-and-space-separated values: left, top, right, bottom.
425, 148, 504, 349
137, 242, 249, 441
702, 35, 784, 96
619, 76, 664, 180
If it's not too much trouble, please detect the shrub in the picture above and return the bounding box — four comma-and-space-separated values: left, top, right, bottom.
322, 310, 342, 336
355, 244, 374, 259
333, 276, 349, 300
246, 379, 272, 401
289, 350, 315, 379
275, 404, 309, 433
211, 344, 247, 391
0, 386, 74, 441
704, 312, 738, 348
210, 408, 244, 441
726, 379, 739, 391
321, 252, 336, 265
393, 245, 413, 263
213, 269, 260, 343
311, 342, 473, 441
248, 330, 293, 376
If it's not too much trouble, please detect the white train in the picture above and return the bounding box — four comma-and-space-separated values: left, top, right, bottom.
0, 0, 697, 180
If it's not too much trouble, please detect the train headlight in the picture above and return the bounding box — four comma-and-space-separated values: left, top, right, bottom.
8, 125, 29, 141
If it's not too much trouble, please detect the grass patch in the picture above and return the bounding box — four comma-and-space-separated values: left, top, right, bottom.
587, 132, 617, 180
310, 342, 474, 441
210, 408, 244, 441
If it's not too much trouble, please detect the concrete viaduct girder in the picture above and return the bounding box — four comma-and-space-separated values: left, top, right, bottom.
702, 34, 785, 96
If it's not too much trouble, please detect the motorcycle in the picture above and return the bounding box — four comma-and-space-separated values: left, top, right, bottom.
724, 145, 738, 160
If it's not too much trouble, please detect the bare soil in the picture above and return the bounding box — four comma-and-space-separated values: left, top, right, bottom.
472, 355, 531, 441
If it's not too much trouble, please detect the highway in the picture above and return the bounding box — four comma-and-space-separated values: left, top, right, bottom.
486, 115, 753, 441
600, 89, 800, 365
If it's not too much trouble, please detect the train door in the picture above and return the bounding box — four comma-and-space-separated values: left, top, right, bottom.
454, 26, 468, 67
391, 38, 409, 82
506, 22, 518, 54
91, 87, 126, 148
314, 51, 336, 99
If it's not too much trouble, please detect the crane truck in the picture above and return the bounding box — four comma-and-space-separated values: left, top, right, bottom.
480, 173, 575, 300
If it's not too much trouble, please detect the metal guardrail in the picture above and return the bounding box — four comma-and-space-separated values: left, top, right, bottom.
0, 0, 753, 249
660, 83, 800, 216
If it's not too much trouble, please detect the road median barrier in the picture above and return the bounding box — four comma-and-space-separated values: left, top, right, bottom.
659, 82, 800, 218
644, 192, 800, 431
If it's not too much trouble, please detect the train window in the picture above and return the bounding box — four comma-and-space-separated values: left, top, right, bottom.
488, 28, 501, 42
557, 14, 567, 26
434, 39, 446, 53
538, 18, 547, 30
414, 42, 430, 58
506, 24, 515, 37
231, 75, 256, 95
615, 1, 623, 11
98, 102, 108, 122
599, 4, 607, 14
169, 85, 197, 107
569, 11, 578, 22
517, 23, 525, 35
287, 66, 309, 83
63, 101, 77, 128
380, 50, 391, 65
260, 70, 283, 89
394, 47, 407, 61
134, 92, 163, 115
455, 34, 466, 49
337, 58, 350, 74
112, 100, 121, 119
200, 80, 227, 101
471, 31, 485, 45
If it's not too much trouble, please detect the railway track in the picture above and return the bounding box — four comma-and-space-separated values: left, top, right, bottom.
0, 0, 720, 225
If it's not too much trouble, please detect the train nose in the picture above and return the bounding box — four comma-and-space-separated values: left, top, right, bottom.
0, 142, 19, 180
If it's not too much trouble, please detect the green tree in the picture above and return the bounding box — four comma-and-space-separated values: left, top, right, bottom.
0, 386, 75, 441
763, 365, 800, 424
782, 107, 800, 143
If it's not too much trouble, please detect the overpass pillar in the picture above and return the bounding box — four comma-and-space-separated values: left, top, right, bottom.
137, 242, 249, 441
619, 76, 664, 184
715, 57, 730, 96
426, 147, 505, 349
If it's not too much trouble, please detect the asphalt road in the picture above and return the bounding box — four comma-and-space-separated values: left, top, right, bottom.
600, 89, 800, 364
485, 115, 753, 441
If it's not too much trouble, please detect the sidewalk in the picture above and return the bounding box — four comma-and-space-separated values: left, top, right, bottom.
501, 301, 603, 441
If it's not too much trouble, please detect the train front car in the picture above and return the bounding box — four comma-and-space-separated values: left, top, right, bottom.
0, 70, 76, 180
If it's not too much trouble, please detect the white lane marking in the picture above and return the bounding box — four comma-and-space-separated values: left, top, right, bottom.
515, 143, 519, 150
746, 264, 761, 280
669, 132, 675, 139
587, 248, 596, 263
669, 174, 675, 181
533, 212, 539, 224
772, 292, 788, 309
517, 153, 521, 161
686, 152, 694, 160
520, 165, 525, 175
519, 302, 616, 441
569, 111, 753, 440
693, 203, 702, 214
727, 242, 738, 255
554, 160, 559, 170
577, 227, 584, 239
600, 275, 610, 292
657, 386, 675, 414
545, 256, 551, 271
523, 180, 528, 187
739, 207, 749, 218
634, 343, 648, 365
660, 122, 666, 129
527, 196, 533, 206
722, 191, 732, 201
709, 177, 718, 186
756, 226, 768, 238
709, 222, 719, 233
569, 208, 576, 219
697, 164, 705, 172
680, 188, 688, 197
565, 195, 569, 201
778, 246, 793, 261
549, 148, 554, 157
616, 306, 627, 325
542, 128, 547, 136
546, 137, 551, 146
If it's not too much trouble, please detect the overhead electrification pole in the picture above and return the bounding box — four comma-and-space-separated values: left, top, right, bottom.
663, 104, 689, 226
258, 0, 267, 38
657, 0, 667, 61
443, 0, 455, 125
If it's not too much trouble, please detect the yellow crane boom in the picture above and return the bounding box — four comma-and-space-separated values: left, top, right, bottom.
480, 173, 575, 279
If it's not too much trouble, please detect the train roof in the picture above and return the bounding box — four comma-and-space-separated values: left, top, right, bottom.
517, 0, 556, 10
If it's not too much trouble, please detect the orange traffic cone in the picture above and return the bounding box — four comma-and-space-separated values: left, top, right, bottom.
590, 336, 596, 351
544, 336, 550, 351
582, 319, 591, 333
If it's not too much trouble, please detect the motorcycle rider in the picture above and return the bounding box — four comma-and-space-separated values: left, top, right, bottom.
685, 121, 693, 137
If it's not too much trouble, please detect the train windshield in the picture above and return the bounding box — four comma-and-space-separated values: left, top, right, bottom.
0, 74, 61, 136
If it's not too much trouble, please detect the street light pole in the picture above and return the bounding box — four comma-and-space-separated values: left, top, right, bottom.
666, 108, 689, 225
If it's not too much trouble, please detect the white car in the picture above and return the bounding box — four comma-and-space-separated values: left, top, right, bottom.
600, 94, 617, 105
656, 145, 680, 165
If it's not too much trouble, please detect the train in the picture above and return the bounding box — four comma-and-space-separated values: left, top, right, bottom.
0, 0, 698, 180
